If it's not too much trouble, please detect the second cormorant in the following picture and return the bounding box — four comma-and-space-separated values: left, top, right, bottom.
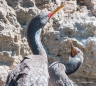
48, 40, 84, 86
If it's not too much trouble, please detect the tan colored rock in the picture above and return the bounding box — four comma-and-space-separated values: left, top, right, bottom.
0, 0, 31, 85
77, 0, 96, 16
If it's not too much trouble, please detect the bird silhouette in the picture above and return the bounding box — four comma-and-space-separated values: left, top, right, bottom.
6, 4, 64, 86
48, 40, 84, 86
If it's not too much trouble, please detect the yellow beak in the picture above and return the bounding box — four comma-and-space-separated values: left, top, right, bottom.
48, 4, 65, 18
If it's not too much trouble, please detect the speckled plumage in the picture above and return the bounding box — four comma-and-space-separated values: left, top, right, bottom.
49, 62, 77, 86
6, 55, 49, 86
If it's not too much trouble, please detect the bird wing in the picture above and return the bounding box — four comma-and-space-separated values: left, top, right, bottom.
48, 62, 77, 86
6, 57, 31, 86
6, 55, 49, 86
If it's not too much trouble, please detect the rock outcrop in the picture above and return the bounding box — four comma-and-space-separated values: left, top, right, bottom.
0, 0, 96, 86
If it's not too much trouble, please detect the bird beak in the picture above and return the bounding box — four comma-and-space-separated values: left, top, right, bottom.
69, 40, 77, 57
48, 4, 65, 18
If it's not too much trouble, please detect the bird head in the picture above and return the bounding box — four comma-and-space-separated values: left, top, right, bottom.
31, 4, 64, 29
41, 4, 64, 26
69, 40, 84, 63
48, 4, 64, 18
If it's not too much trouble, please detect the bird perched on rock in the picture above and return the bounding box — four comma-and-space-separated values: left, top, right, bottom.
48, 40, 84, 86
6, 4, 64, 86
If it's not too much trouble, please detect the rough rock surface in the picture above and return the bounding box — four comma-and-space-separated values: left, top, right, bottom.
0, 0, 96, 86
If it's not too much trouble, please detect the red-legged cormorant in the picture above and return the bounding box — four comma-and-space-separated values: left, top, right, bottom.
48, 40, 84, 86
6, 4, 64, 86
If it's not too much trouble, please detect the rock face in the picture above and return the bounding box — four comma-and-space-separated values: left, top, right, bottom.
77, 0, 96, 16
0, 0, 96, 86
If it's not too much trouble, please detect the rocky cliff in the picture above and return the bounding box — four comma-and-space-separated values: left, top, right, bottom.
0, 0, 96, 86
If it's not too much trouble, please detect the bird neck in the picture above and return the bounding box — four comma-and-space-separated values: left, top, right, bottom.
27, 27, 47, 57
65, 58, 81, 75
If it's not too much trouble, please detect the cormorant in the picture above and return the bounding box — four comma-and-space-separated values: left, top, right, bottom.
48, 40, 84, 86
6, 4, 64, 86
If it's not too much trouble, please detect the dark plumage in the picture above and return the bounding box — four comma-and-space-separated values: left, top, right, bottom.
6, 4, 64, 86
48, 40, 84, 86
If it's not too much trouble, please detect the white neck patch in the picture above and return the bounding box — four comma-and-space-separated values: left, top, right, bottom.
69, 56, 81, 62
